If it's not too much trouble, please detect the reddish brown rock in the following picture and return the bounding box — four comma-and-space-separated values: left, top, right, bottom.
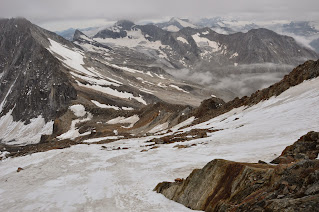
155, 131, 319, 212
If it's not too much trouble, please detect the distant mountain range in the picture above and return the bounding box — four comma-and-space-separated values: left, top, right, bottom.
0, 18, 212, 145
0, 17, 318, 145
76, 19, 318, 98
1, 17, 319, 212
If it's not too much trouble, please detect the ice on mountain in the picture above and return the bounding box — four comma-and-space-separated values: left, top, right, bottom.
149, 122, 169, 133
169, 85, 189, 93
91, 100, 120, 110
177, 37, 189, 44
230, 52, 239, 59
47, 39, 97, 77
0, 110, 53, 145
69, 104, 86, 117
76, 80, 147, 105
107, 115, 139, 128
57, 107, 93, 140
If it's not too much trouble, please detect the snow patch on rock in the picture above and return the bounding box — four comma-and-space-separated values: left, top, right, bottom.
149, 122, 169, 133
69, 104, 86, 117
177, 37, 189, 44
107, 115, 139, 128
0, 110, 53, 145
57, 106, 93, 140
47, 38, 97, 77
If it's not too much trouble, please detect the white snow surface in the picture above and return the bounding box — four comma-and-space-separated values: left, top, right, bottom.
177, 37, 189, 44
0, 110, 53, 145
230, 52, 239, 59
69, 104, 86, 117
107, 115, 139, 128
91, 100, 120, 110
57, 106, 93, 140
169, 84, 189, 93
163, 25, 180, 32
94, 29, 170, 59
47, 39, 98, 77
1, 77, 319, 211
192, 33, 221, 52
170, 116, 195, 132
148, 122, 169, 133
91, 100, 133, 111
76, 80, 147, 105
83, 136, 124, 143
70, 72, 121, 87
0, 78, 17, 113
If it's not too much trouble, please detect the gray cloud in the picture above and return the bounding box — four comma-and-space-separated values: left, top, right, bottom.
1, 0, 319, 30
166, 63, 293, 100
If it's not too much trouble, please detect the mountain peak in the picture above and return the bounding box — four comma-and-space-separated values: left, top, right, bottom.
114, 20, 135, 30
73, 29, 86, 40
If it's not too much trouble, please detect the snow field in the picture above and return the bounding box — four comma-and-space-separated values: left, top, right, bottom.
1, 74, 319, 211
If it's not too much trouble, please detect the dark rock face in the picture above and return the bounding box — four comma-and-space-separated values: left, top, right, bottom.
155, 159, 275, 211
155, 132, 319, 212
73, 29, 112, 50
0, 18, 77, 123
271, 131, 319, 164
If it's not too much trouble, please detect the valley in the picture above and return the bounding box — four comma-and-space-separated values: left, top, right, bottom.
0, 15, 319, 212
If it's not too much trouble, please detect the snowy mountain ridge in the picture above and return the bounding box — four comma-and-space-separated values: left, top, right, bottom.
78, 19, 318, 99
1, 58, 319, 211
0, 18, 214, 145
0, 17, 319, 212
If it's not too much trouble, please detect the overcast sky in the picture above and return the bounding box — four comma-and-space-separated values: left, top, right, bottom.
1, 0, 319, 31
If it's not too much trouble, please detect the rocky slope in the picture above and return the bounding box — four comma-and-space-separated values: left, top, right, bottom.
1, 38, 319, 211
271, 131, 319, 164
155, 132, 319, 211
0, 18, 318, 148
195, 18, 319, 53
0, 18, 77, 123
93, 20, 318, 70
0, 18, 213, 145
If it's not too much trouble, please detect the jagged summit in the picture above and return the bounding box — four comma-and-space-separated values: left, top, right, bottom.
156, 17, 197, 32
114, 20, 135, 29
73, 29, 86, 40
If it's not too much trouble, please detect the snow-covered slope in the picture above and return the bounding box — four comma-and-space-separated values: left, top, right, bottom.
89, 20, 318, 99
1, 61, 319, 211
0, 18, 213, 145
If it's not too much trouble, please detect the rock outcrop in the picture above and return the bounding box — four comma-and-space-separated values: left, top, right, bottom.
271, 131, 319, 164
155, 132, 319, 211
